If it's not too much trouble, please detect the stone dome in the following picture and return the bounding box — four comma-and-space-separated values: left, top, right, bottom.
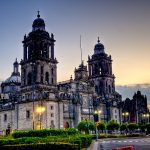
4, 75, 21, 84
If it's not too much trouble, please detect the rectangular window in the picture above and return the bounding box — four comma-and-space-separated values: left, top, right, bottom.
26, 110, 30, 119
51, 78, 54, 84
41, 76, 43, 83
41, 66, 44, 74
50, 105, 53, 110
51, 113, 54, 117
4, 114, 7, 122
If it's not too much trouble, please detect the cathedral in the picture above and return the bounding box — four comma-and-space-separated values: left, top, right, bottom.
0, 13, 122, 132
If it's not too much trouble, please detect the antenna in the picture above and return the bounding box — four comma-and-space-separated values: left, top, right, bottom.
80, 35, 83, 63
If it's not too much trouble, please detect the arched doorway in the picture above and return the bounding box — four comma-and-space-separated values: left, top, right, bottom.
64, 121, 69, 128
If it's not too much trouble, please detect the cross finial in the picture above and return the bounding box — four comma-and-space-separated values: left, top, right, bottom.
97, 37, 100, 43
37, 10, 40, 18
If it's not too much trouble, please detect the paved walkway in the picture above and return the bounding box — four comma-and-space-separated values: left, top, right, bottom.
87, 140, 100, 150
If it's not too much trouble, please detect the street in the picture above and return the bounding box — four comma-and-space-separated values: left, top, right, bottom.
99, 138, 150, 150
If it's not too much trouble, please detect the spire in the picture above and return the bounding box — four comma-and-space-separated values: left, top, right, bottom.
80, 35, 83, 64
37, 10, 40, 18
97, 37, 100, 43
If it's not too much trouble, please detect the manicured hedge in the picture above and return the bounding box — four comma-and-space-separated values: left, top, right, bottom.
12, 128, 78, 138
78, 135, 92, 148
0, 134, 92, 149
0, 143, 79, 150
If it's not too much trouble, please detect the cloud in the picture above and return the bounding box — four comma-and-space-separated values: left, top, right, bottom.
116, 84, 150, 103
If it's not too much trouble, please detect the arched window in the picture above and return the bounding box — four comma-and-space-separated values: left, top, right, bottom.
45, 72, 49, 84
64, 122, 69, 128
23, 69, 26, 85
27, 72, 32, 85
109, 85, 111, 93
51, 68, 54, 75
41, 76, 43, 83
106, 82, 108, 93
51, 78, 54, 84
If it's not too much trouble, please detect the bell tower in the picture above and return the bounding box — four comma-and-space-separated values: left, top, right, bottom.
88, 37, 115, 97
20, 12, 58, 100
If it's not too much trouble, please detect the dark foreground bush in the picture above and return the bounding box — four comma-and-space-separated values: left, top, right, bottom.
0, 143, 79, 150
12, 128, 78, 138
126, 133, 144, 137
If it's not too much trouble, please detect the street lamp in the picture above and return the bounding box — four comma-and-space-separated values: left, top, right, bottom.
142, 113, 149, 124
36, 105, 45, 130
122, 112, 129, 123
94, 109, 102, 141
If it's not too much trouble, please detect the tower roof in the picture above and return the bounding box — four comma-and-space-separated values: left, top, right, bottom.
94, 37, 105, 54
32, 11, 45, 31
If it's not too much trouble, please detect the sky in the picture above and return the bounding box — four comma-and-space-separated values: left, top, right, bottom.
0, 0, 150, 101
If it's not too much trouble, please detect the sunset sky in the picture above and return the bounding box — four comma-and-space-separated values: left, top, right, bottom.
0, 0, 150, 100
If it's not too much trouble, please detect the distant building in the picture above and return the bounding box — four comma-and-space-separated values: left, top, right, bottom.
122, 91, 148, 123
0, 12, 122, 132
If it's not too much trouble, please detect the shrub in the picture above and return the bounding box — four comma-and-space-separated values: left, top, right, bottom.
97, 121, 106, 133
12, 128, 78, 138
138, 123, 145, 133
120, 123, 128, 134
106, 120, 120, 132
77, 120, 95, 134
127, 123, 138, 133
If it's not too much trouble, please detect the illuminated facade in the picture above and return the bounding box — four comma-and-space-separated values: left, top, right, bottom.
0, 13, 122, 132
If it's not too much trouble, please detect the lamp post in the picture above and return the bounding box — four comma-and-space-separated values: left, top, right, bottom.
36, 105, 45, 130
94, 109, 102, 141
89, 100, 93, 121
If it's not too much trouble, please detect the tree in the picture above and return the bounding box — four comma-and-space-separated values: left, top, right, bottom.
97, 121, 106, 133
127, 123, 138, 133
77, 119, 95, 134
106, 120, 120, 133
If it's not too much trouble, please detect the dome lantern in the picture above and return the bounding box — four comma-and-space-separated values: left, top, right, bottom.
32, 11, 45, 31
94, 37, 105, 54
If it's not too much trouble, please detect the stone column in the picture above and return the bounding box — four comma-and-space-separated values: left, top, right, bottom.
58, 102, 64, 128
75, 103, 81, 127
23, 44, 27, 60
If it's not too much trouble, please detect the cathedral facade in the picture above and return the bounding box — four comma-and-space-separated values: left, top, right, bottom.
0, 13, 122, 132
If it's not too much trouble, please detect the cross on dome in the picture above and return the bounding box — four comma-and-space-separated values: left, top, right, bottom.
37, 10, 40, 18
97, 37, 100, 43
